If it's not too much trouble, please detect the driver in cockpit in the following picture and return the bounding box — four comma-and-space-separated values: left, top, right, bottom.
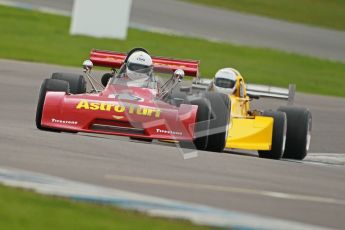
124, 51, 154, 83
212, 68, 240, 95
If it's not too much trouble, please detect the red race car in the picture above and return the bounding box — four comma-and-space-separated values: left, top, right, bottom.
36, 48, 230, 152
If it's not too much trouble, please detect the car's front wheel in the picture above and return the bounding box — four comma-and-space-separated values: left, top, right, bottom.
35, 78, 69, 131
184, 97, 211, 150
278, 106, 312, 160
203, 92, 231, 152
181, 92, 230, 153
258, 111, 287, 160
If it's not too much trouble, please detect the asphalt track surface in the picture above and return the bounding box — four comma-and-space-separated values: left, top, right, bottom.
3, 0, 345, 62
1, 59, 345, 229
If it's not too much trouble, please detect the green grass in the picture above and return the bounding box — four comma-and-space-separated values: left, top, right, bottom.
0, 5, 345, 97
0, 184, 211, 230
182, 0, 345, 31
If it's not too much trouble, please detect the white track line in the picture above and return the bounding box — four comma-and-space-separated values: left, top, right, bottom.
304, 153, 345, 166
0, 167, 328, 230
105, 174, 345, 206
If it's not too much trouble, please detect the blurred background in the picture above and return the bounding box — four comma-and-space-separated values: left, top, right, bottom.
0, 1, 345, 230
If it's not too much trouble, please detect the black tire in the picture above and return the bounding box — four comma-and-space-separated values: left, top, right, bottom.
180, 98, 211, 150
36, 79, 69, 130
278, 106, 312, 160
258, 111, 287, 160
203, 92, 231, 152
101, 73, 113, 87
192, 98, 211, 150
51, 72, 86, 94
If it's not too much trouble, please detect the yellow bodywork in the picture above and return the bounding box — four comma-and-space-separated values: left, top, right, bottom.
219, 73, 274, 151
226, 116, 273, 150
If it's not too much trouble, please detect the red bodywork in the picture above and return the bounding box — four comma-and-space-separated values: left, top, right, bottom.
40, 51, 200, 141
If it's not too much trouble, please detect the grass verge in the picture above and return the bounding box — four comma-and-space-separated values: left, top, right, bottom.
0, 184, 211, 230
182, 0, 345, 31
0, 5, 344, 97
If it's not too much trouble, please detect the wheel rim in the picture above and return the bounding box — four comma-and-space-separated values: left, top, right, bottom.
224, 119, 231, 143
282, 116, 287, 154
306, 116, 312, 151
224, 98, 231, 144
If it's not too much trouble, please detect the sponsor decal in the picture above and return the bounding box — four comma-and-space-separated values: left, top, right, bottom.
51, 118, 78, 125
137, 56, 146, 62
76, 100, 161, 118
106, 57, 122, 61
154, 63, 187, 69
156, 128, 182, 136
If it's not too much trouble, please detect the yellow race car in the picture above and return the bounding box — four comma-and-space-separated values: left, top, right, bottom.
177, 68, 312, 160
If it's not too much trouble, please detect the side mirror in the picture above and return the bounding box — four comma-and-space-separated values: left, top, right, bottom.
83, 60, 93, 72
173, 69, 184, 82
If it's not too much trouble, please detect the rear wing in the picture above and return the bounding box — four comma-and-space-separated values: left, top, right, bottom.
246, 84, 296, 105
191, 78, 213, 91
90, 49, 200, 77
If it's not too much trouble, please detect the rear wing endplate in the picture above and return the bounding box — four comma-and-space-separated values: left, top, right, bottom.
246, 84, 296, 105
90, 49, 200, 77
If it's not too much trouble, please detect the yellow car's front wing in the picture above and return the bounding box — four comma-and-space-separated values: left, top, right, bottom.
225, 116, 273, 150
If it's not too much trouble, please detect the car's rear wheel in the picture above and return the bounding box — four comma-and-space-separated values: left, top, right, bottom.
36, 79, 70, 131
204, 92, 231, 152
51, 72, 86, 94
278, 106, 312, 160
258, 111, 287, 160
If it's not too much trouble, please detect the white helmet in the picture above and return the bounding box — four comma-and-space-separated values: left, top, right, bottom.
213, 68, 239, 94
126, 51, 153, 81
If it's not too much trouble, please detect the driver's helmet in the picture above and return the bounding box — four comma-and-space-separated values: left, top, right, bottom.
213, 68, 239, 94
126, 51, 153, 81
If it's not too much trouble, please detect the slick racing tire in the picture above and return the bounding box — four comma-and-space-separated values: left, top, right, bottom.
204, 92, 231, 152
278, 106, 312, 160
101, 73, 113, 87
192, 98, 211, 150
180, 97, 211, 151
258, 111, 287, 160
36, 79, 70, 131
51, 72, 86, 94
